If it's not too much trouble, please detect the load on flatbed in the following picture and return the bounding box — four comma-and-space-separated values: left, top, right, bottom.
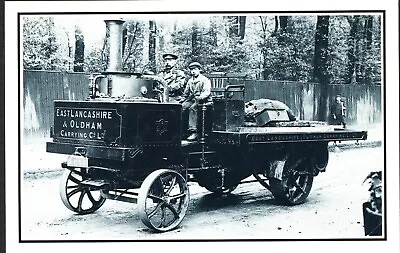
46, 19, 367, 232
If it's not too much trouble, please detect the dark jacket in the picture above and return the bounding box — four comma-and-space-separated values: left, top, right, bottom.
159, 68, 186, 97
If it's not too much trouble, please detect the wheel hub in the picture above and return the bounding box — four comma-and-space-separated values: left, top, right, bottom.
163, 196, 171, 204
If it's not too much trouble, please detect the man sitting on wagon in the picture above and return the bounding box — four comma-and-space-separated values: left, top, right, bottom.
179, 62, 213, 141
158, 52, 186, 103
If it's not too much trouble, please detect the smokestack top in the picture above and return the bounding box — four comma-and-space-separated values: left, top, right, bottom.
105, 19, 125, 72
104, 19, 125, 24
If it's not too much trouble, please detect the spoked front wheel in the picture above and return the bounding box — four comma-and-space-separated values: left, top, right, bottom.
138, 169, 190, 232
59, 168, 106, 214
269, 170, 314, 205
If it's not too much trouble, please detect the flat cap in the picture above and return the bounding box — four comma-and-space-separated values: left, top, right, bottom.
188, 62, 202, 69
162, 53, 178, 60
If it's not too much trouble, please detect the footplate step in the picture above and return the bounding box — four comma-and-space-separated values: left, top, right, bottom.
81, 179, 110, 187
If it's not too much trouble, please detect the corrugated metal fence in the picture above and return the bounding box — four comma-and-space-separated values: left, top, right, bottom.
23, 70, 382, 139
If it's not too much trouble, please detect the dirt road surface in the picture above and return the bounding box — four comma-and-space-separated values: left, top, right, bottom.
21, 147, 383, 241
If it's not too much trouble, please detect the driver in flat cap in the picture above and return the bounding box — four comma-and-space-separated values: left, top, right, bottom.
180, 62, 213, 141
158, 53, 186, 103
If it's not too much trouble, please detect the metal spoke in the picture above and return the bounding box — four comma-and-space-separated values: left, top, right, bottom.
152, 179, 164, 196
169, 192, 186, 200
60, 169, 106, 214
86, 190, 97, 205
160, 205, 167, 228
148, 202, 165, 219
67, 187, 81, 199
270, 156, 315, 205
71, 169, 84, 177
148, 194, 164, 202
294, 181, 306, 194
164, 202, 180, 219
68, 174, 82, 184
138, 169, 189, 232
77, 190, 86, 212
286, 189, 294, 201
165, 176, 177, 196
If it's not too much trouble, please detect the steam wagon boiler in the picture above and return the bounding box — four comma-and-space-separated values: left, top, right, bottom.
46, 19, 368, 232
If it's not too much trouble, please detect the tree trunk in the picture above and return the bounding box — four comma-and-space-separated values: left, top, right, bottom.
273, 16, 279, 36
276, 16, 290, 44
122, 27, 127, 56
209, 18, 218, 46
148, 20, 157, 73
364, 16, 374, 84
65, 30, 73, 71
191, 22, 199, 59
273, 16, 289, 36
259, 16, 269, 79
225, 16, 239, 38
73, 26, 84, 72
279, 16, 288, 33
354, 17, 364, 84
365, 16, 373, 51
312, 16, 330, 121
238, 16, 246, 40
345, 16, 358, 84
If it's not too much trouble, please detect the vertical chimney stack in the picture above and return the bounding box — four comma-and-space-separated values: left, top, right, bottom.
105, 19, 125, 72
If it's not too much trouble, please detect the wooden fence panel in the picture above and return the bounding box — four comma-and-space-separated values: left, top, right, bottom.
243, 80, 382, 124
23, 70, 89, 139
22, 70, 382, 139
327, 84, 382, 125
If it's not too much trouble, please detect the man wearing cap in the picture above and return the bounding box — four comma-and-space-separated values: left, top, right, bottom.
331, 94, 346, 128
180, 62, 213, 141
159, 53, 186, 103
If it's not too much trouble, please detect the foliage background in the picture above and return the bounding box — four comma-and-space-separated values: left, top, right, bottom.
22, 14, 381, 85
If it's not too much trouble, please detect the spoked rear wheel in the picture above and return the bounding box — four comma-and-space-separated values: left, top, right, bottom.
138, 169, 190, 232
270, 170, 313, 206
59, 168, 106, 214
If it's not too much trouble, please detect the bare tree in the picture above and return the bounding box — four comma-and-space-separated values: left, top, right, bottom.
259, 16, 269, 80
122, 22, 143, 72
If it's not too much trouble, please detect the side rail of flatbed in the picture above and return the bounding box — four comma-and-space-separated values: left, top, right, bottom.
212, 127, 368, 145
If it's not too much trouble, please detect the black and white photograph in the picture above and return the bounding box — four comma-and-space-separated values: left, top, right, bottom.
3, 0, 399, 252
